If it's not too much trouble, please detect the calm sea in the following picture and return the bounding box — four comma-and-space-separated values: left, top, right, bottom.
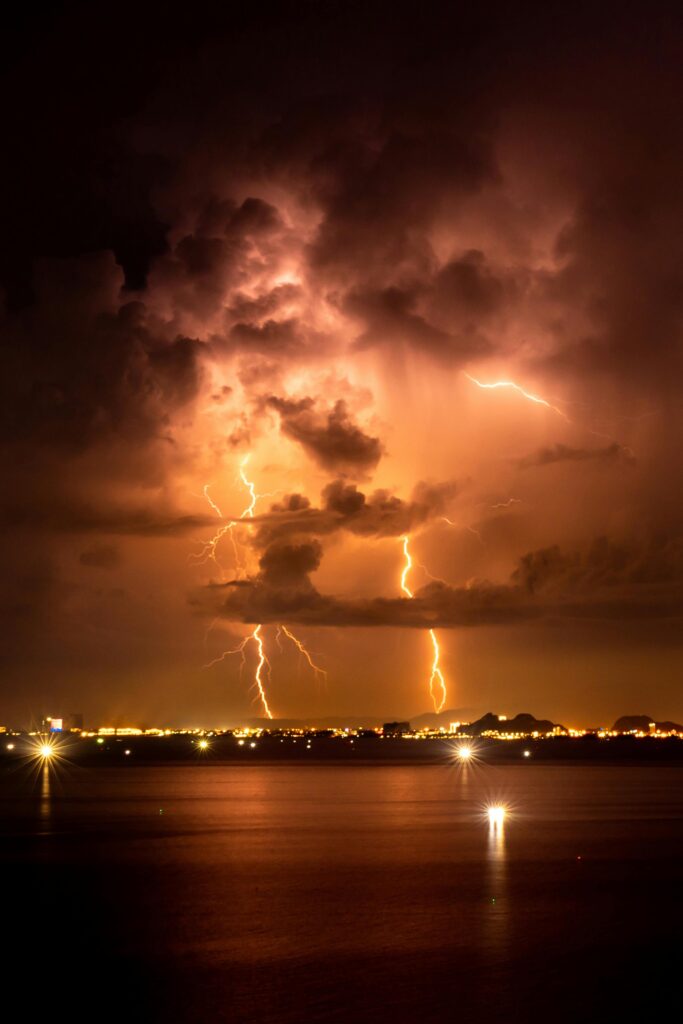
2, 762, 682, 1022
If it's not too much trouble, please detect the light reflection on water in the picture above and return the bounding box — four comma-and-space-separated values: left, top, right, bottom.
39, 763, 51, 826
485, 812, 508, 959
2, 763, 683, 1023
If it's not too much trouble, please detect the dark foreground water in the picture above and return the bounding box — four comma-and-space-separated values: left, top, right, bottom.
2, 763, 682, 1022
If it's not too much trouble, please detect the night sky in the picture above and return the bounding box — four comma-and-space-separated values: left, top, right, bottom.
2, 2, 682, 727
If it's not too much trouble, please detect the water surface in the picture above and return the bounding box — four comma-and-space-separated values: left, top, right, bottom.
3, 763, 681, 1021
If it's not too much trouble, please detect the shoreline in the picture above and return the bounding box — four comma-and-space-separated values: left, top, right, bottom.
8, 733, 683, 767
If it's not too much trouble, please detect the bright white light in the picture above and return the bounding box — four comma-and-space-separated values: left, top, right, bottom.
250, 742, 256, 749
6, 743, 14, 751
487, 806, 506, 826
198, 739, 209, 750
39, 744, 54, 759
124, 749, 131, 756
456, 746, 473, 761
523, 749, 531, 758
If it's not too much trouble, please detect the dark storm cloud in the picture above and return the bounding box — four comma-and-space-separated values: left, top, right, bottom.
263, 11, 682, 397
1, 253, 203, 451
512, 535, 683, 594
198, 577, 535, 629
0, 495, 214, 537
265, 397, 383, 475
249, 478, 459, 547
149, 196, 289, 324
199, 533, 683, 629
307, 125, 497, 286
258, 540, 323, 588
343, 249, 515, 362
344, 285, 491, 364
537, 135, 683, 392
322, 479, 458, 537
6, 3, 676, 401
432, 250, 510, 321
0, 250, 212, 587
226, 284, 302, 322
518, 442, 636, 470
229, 319, 307, 357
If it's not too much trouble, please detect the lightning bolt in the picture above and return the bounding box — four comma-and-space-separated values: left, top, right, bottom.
194, 483, 244, 574
236, 458, 274, 716
465, 370, 630, 450
489, 497, 522, 511
464, 372, 570, 420
205, 635, 249, 671
192, 454, 274, 574
200, 458, 325, 718
205, 626, 273, 718
441, 516, 485, 546
251, 624, 273, 719
428, 629, 447, 714
202, 484, 223, 519
239, 454, 258, 517
400, 534, 414, 598
279, 624, 328, 682
201, 455, 274, 719
400, 535, 447, 713
414, 560, 451, 587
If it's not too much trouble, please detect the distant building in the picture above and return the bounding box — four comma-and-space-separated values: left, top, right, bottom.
42, 713, 83, 732
382, 721, 410, 735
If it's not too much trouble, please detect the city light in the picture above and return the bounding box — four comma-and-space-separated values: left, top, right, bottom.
456, 745, 473, 761
487, 806, 506, 827
25, 735, 68, 774
198, 739, 209, 750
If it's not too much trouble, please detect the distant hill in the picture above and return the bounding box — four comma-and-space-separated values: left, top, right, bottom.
613, 715, 683, 733
409, 709, 477, 730
242, 709, 564, 733
467, 711, 563, 736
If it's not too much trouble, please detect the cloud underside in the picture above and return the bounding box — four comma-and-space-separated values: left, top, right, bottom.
197, 533, 683, 628
198, 578, 683, 628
